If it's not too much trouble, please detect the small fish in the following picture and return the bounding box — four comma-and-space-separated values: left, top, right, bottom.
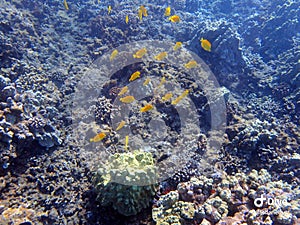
138, 8, 143, 21
140, 104, 153, 112
184, 60, 198, 69
181, 89, 189, 98
90, 132, 106, 142
63, 0, 69, 10
169, 15, 180, 23
164, 6, 171, 16
108, 5, 112, 14
125, 135, 129, 150
173, 42, 182, 51
154, 52, 168, 61
129, 71, 141, 81
143, 77, 151, 86
120, 95, 135, 103
110, 49, 118, 61
118, 86, 128, 96
140, 5, 148, 17
162, 92, 173, 101
98, 0, 100, 3
171, 89, 189, 105
157, 76, 166, 89
116, 120, 126, 131
200, 38, 211, 52
125, 15, 129, 24
133, 48, 147, 58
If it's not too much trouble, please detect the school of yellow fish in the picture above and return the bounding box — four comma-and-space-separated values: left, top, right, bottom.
76, 2, 213, 148
90, 66, 193, 145
90, 39, 212, 146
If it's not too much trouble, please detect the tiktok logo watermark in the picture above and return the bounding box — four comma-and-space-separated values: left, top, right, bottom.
254, 194, 288, 208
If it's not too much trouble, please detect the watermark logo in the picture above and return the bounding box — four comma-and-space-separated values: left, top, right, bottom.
254, 194, 288, 208
70, 40, 227, 186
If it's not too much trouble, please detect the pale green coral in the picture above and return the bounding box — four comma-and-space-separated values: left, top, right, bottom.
152, 191, 196, 225
197, 196, 228, 223
97, 150, 158, 185
93, 150, 158, 216
152, 201, 195, 225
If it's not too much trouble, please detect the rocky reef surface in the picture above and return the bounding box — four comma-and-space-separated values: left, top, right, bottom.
0, 0, 299, 224
154, 169, 300, 225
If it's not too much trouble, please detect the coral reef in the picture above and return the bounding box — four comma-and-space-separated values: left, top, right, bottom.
154, 169, 300, 225
0, 205, 45, 225
93, 150, 158, 216
0, 84, 62, 170
0, 0, 299, 224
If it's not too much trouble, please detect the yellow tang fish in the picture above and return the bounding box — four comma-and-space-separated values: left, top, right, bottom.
165, 6, 171, 16
63, 0, 69, 10
116, 120, 126, 131
129, 71, 141, 81
140, 5, 148, 17
108, 5, 112, 14
143, 77, 151, 86
173, 42, 182, 51
184, 60, 198, 69
118, 86, 128, 96
172, 89, 189, 105
110, 49, 118, 61
140, 104, 153, 112
162, 92, 173, 101
157, 76, 166, 89
169, 15, 180, 23
138, 8, 143, 21
200, 38, 211, 52
133, 48, 147, 58
154, 52, 168, 61
125, 135, 129, 150
120, 95, 135, 103
90, 132, 106, 142
125, 15, 129, 24
180, 89, 189, 98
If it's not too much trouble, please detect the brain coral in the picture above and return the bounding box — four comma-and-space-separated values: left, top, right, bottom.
93, 150, 158, 216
